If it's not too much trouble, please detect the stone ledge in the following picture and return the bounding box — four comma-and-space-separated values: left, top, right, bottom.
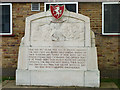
2, 80, 119, 89
16, 70, 100, 87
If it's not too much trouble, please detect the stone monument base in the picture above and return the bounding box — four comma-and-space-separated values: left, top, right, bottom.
16, 70, 100, 87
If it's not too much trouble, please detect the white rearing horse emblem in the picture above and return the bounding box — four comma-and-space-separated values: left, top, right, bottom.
53, 6, 62, 18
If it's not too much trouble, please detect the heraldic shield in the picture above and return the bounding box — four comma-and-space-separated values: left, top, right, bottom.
50, 5, 65, 19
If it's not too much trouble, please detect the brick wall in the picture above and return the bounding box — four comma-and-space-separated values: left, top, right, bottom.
2, 2, 120, 78
2, 3, 44, 68
78, 3, 119, 68
79, 3, 120, 78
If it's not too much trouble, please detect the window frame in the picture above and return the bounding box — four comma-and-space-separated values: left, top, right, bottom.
102, 2, 120, 35
44, 2, 78, 13
0, 3, 12, 35
31, 3, 40, 11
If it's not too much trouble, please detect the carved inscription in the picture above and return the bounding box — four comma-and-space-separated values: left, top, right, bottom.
28, 47, 87, 70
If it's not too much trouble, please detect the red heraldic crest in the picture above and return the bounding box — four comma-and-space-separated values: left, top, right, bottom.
50, 5, 65, 19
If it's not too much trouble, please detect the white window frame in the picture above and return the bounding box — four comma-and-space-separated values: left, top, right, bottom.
0, 3, 12, 35
102, 2, 120, 35
44, 2, 78, 13
31, 3, 40, 11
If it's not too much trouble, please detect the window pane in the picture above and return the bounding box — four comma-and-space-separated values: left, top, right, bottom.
104, 4, 120, 33
32, 3, 40, 11
66, 4, 76, 13
0, 5, 2, 32
0, 5, 10, 33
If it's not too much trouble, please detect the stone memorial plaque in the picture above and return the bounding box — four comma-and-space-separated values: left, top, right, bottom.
28, 47, 87, 70
16, 6, 100, 87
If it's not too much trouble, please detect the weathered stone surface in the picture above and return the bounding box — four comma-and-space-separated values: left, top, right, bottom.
16, 70, 30, 85
2, 80, 119, 89
16, 9, 100, 87
85, 70, 100, 87
28, 47, 88, 70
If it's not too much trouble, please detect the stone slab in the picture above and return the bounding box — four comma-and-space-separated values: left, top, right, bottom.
30, 70, 84, 86
2, 80, 119, 89
85, 70, 100, 87
28, 47, 88, 70
16, 70, 30, 85
16, 69, 100, 87
18, 47, 98, 71
16, 70, 85, 86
